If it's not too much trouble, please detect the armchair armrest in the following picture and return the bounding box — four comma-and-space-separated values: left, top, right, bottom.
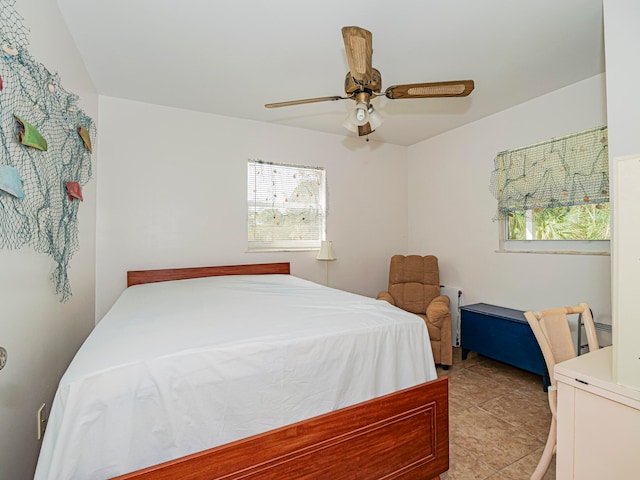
426, 295, 451, 328
377, 291, 396, 306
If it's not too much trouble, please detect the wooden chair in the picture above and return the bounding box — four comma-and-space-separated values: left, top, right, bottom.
524, 303, 599, 480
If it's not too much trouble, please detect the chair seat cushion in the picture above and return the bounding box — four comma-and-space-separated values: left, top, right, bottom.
389, 282, 440, 314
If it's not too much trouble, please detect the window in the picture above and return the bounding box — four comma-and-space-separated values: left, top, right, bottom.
248, 160, 326, 251
490, 126, 610, 254
506, 204, 610, 241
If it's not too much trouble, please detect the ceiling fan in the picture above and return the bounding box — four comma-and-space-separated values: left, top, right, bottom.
265, 26, 474, 137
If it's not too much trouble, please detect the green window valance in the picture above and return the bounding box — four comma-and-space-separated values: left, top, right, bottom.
490, 126, 609, 218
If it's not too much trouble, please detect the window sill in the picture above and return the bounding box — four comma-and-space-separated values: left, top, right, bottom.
496, 249, 610, 256
497, 233, 610, 255
246, 248, 319, 253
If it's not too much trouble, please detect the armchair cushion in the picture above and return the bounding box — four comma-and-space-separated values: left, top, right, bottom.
376, 291, 396, 306
387, 255, 440, 314
426, 295, 451, 329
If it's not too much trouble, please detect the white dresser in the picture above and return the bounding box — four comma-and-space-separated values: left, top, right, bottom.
555, 347, 640, 479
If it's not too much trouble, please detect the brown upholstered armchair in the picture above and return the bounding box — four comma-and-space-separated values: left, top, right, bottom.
377, 255, 453, 368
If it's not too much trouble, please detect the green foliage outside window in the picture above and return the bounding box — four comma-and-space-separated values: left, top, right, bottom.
507, 203, 610, 240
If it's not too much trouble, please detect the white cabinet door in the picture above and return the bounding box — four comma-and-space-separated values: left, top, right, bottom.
573, 388, 640, 479
556, 348, 640, 479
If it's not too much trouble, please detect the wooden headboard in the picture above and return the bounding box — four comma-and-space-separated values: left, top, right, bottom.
127, 262, 291, 288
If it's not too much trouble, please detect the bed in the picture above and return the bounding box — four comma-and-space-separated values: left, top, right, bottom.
34, 263, 448, 480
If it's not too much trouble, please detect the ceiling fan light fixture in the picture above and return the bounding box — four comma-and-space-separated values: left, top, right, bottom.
265, 27, 475, 137
354, 102, 369, 126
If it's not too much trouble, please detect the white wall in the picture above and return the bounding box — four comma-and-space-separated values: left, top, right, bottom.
95, 96, 408, 319
0, 1, 98, 479
407, 75, 611, 332
603, 0, 640, 389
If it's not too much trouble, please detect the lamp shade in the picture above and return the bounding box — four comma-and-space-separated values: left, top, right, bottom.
316, 240, 336, 261
342, 114, 359, 133
367, 106, 384, 130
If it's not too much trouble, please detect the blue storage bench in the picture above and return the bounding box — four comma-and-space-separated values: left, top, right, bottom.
460, 303, 549, 390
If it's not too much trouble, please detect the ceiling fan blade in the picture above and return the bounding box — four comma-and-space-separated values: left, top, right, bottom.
265, 96, 346, 108
342, 26, 373, 86
358, 123, 372, 136
385, 80, 474, 99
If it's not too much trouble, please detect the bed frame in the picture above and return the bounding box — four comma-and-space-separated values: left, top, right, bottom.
117, 262, 449, 480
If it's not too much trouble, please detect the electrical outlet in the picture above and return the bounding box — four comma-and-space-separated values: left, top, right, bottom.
37, 403, 47, 440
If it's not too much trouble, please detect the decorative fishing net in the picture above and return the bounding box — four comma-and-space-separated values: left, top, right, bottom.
0, 0, 95, 301
490, 126, 608, 220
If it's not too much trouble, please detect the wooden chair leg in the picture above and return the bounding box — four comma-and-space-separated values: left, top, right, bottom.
530, 416, 556, 480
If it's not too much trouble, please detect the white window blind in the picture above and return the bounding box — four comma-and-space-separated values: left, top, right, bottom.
248, 160, 326, 251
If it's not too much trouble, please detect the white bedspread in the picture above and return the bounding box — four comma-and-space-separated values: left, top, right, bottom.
34, 274, 436, 480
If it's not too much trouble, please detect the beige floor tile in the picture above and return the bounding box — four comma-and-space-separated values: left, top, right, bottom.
466, 357, 546, 392
454, 348, 485, 367
478, 388, 551, 443
444, 348, 555, 478
440, 444, 497, 480
448, 368, 512, 411
485, 447, 556, 480
437, 349, 482, 377
449, 406, 543, 471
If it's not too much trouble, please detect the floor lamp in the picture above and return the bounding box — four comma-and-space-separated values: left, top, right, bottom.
316, 240, 336, 286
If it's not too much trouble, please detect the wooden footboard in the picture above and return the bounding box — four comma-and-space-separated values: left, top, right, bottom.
112, 377, 449, 480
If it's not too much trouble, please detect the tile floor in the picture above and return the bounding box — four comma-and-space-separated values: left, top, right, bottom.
437, 348, 555, 480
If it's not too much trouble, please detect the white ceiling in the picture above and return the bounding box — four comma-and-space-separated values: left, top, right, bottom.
56, 0, 605, 146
